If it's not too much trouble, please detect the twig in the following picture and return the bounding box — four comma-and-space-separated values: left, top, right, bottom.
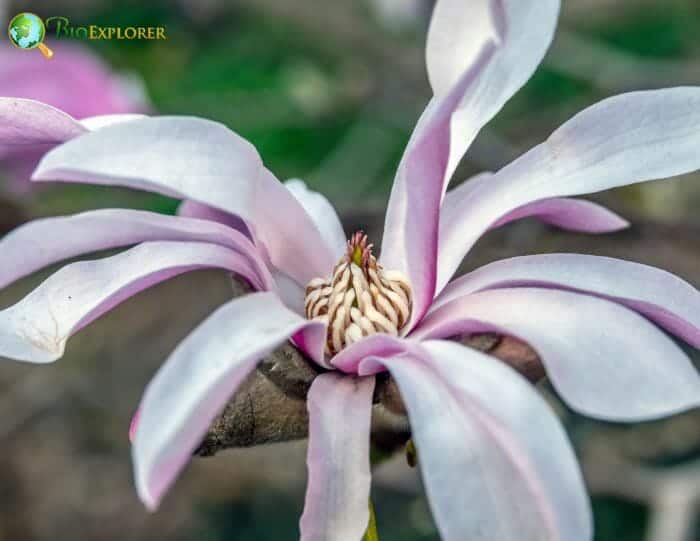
195, 279, 543, 456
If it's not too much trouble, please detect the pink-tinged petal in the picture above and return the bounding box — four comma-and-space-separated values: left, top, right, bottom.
414, 288, 700, 421
437, 87, 700, 290
432, 254, 700, 347
330, 333, 409, 375
0, 98, 86, 148
0, 43, 147, 119
437, 0, 560, 181
382, 0, 560, 323
489, 198, 629, 232
425, 0, 560, 182
32, 116, 261, 202
2, 152, 43, 194
0, 107, 143, 160
380, 60, 492, 326
285, 179, 347, 260
0, 209, 273, 291
0, 110, 147, 194
177, 200, 250, 236
132, 293, 325, 510
0, 241, 267, 364
291, 326, 328, 369
32, 117, 335, 284
254, 169, 336, 284
299, 373, 375, 541
0, 44, 147, 192
129, 408, 140, 443
376, 341, 591, 541
440, 173, 628, 248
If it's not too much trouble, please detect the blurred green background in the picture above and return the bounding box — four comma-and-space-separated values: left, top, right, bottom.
0, 0, 698, 540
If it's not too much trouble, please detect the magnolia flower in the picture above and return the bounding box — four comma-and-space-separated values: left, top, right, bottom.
1, 1, 699, 539
0, 42, 147, 193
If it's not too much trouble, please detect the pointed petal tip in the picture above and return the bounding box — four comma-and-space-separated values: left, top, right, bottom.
0, 325, 67, 364
135, 474, 161, 513
131, 294, 319, 512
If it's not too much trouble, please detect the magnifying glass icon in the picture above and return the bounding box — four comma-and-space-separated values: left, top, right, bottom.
8, 13, 54, 59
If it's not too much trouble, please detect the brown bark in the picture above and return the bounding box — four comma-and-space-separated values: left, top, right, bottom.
195, 280, 543, 457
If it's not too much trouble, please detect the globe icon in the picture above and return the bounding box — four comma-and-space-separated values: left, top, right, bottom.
7, 12, 53, 58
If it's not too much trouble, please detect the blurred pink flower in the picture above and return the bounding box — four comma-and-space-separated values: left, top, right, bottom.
0, 42, 148, 193
1, 1, 699, 539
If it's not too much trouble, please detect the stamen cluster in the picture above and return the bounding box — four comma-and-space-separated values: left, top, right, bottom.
304, 232, 413, 355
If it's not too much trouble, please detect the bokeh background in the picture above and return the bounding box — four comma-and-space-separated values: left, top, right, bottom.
0, 0, 699, 539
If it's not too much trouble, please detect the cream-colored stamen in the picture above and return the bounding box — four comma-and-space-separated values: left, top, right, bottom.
304, 232, 413, 356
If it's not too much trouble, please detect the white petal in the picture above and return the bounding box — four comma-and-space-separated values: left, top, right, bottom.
79, 114, 147, 130
299, 373, 375, 541
440, 173, 629, 241
414, 288, 700, 420
0, 209, 272, 291
271, 269, 306, 315
32, 117, 335, 283
176, 200, 250, 234
377, 341, 591, 541
437, 87, 700, 290
381, 0, 560, 322
285, 179, 347, 261
431, 254, 700, 347
133, 293, 325, 509
428, 0, 561, 181
0, 241, 267, 364
426, 0, 503, 96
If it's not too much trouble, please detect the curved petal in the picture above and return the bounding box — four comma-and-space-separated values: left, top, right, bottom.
0, 209, 273, 291
425, 0, 504, 97
489, 198, 629, 232
414, 288, 700, 421
432, 254, 700, 347
32, 117, 335, 283
0, 241, 267, 364
330, 333, 409, 375
254, 169, 337, 284
380, 64, 495, 325
375, 342, 591, 541
437, 87, 700, 290
0, 104, 146, 193
299, 373, 375, 541
79, 114, 147, 130
272, 269, 306, 315
440, 174, 629, 244
285, 179, 346, 261
382, 0, 560, 323
0, 105, 144, 156
176, 200, 250, 236
425, 0, 560, 180
0, 97, 86, 148
132, 292, 326, 509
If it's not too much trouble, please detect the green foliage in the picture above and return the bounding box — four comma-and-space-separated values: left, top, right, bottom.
592, 7, 698, 58
592, 497, 648, 541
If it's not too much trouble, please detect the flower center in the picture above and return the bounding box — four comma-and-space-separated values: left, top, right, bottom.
304, 231, 413, 356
